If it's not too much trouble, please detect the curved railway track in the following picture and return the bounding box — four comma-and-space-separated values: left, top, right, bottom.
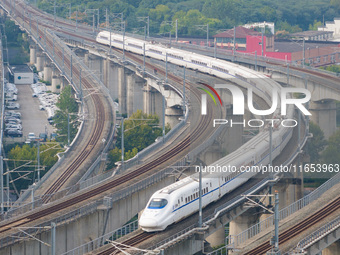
0, 1, 219, 237
244, 196, 340, 255
96, 232, 156, 255
0, 84, 214, 235
22, 17, 109, 201
3, 2, 340, 253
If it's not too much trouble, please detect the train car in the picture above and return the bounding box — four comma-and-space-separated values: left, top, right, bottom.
96, 30, 295, 232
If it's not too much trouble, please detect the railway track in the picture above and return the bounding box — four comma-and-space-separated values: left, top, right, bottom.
0, 82, 213, 235
95, 232, 156, 255
17, 15, 110, 200
3, 2, 340, 254
0, 1, 220, 240
244, 196, 340, 255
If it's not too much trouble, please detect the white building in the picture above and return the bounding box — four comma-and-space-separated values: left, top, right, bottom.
8, 65, 34, 85
243, 21, 275, 35
318, 18, 340, 41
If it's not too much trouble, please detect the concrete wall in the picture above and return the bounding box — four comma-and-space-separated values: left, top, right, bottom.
0, 176, 175, 255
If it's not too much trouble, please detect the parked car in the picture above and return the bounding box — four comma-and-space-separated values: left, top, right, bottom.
5, 129, 23, 137
5, 115, 21, 122
7, 111, 21, 118
28, 132, 35, 141
5, 117, 22, 124
6, 102, 20, 109
5, 124, 22, 131
38, 133, 47, 142
5, 93, 17, 101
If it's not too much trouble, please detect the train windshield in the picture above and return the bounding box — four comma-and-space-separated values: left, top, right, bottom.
148, 198, 168, 209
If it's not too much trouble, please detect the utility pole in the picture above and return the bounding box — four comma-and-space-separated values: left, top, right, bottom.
233, 26, 236, 62
51, 222, 56, 255
143, 43, 145, 76
198, 165, 202, 227
70, 54, 73, 84
123, 21, 126, 60
69, 3, 72, 20
261, 26, 264, 57
162, 95, 165, 139
53, 0, 56, 28
268, 192, 281, 255
183, 66, 186, 115
109, 27, 112, 55
67, 113, 70, 146
302, 38, 305, 68
121, 118, 124, 170
76, 6, 78, 29
37, 141, 40, 182
206, 23, 209, 47
106, 8, 109, 28
62, 46, 65, 74
0, 156, 3, 214
80, 69, 83, 109
255, 50, 257, 71
165, 52, 168, 82
176, 19, 178, 42
138, 16, 149, 38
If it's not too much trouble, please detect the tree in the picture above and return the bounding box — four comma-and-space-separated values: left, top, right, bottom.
53, 86, 79, 145
107, 110, 171, 170
309, 20, 323, 30
7, 143, 63, 192
322, 128, 340, 164
306, 122, 327, 163
116, 110, 170, 151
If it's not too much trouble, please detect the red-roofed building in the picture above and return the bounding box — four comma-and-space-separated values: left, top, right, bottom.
213, 26, 274, 51
213, 26, 340, 65
214, 26, 288, 60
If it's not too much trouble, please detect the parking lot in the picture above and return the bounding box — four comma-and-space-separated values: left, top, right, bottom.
5, 84, 55, 141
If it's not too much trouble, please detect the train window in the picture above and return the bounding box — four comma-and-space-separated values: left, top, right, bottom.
210, 182, 212, 187
178, 199, 180, 205
191, 195, 193, 201
181, 197, 183, 202
185, 198, 187, 203
148, 198, 168, 209
196, 192, 199, 197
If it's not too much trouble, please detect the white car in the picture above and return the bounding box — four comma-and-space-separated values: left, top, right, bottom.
6, 102, 20, 109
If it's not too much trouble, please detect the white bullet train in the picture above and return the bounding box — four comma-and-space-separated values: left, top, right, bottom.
96, 31, 298, 232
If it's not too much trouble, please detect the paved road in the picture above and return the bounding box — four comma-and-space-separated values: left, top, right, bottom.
15, 84, 54, 139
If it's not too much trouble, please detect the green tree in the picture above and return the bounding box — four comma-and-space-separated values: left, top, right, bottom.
116, 109, 170, 151
107, 147, 121, 169
7, 143, 63, 192
53, 86, 79, 145
322, 128, 340, 164
309, 20, 323, 30
306, 122, 327, 163
173, 9, 221, 36
107, 110, 170, 169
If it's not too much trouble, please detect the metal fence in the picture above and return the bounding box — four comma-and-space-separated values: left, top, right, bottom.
296, 214, 340, 250
5, 23, 116, 212
0, 200, 100, 248
0, 164, 174, 248
61, 220, 138, 255
226, 172, 340, 249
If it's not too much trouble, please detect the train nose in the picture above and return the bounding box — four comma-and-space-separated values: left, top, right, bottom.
139, 218, 158, 228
